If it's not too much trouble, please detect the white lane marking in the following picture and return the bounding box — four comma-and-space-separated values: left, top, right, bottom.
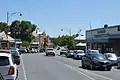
78, 68, 113, 80
21, 55, 28, 80
55, 60, 113, 80
55, 61, 95, 80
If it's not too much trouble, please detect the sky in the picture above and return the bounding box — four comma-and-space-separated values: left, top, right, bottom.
0, 0, 120, 37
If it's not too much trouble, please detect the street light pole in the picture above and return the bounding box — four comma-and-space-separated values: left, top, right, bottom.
6, 12, 22, 48
61, 28, 72, 36
7, 12, 9, 25
7, 12, 22, 25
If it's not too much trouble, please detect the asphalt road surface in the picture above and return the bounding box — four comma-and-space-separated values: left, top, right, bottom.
18, 53, 120, 80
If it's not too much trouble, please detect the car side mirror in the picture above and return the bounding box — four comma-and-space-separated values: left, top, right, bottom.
16, 56, 20, 58
15, 60, 20, 65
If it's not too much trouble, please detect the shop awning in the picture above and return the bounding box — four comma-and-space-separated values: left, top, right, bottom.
74, 35, 86, 40
76, 43, 86, 47
31, 42, 39, 45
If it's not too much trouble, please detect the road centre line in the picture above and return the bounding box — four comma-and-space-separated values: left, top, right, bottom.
55, 60, 113, 80
21, 55, 28, 80
55, 60, 95, 80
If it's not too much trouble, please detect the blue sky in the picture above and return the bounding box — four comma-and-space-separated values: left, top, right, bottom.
0, 0, 120, 37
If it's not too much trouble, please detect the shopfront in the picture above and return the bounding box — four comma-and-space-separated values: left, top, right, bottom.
86, 25, 120, 55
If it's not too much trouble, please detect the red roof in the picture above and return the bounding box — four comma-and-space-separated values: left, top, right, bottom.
0, 50, 11, 53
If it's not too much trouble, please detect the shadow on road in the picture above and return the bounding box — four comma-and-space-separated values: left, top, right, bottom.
78, 66, 109, 71
72, 58, 81, 60
43, 55, 55, 57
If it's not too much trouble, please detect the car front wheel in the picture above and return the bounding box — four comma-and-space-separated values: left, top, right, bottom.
106, 67, 112, 71
46, 53, 48, 56
89, 63, 94, 70
81, 60, 85, 68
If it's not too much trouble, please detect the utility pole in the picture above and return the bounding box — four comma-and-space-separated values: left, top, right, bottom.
89, 22, 92, 49
78, 29, 82, 36
69, 28, 71, 36
61, 28, 72, 36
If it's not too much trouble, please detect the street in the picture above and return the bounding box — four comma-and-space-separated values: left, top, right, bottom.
18, 53, 120, 80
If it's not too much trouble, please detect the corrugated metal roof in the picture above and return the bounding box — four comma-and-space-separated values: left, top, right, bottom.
0, 31, 14, 42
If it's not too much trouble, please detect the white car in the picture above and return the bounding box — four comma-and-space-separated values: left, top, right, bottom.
46, 48, 55, 56
73, 50, 85, 59
0, 50, 18, 80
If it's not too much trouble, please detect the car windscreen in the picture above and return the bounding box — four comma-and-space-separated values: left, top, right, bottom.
77, 51, 84, 54
92, 54, 106, 60
69, 50, 74, 53
11, 51, 19, 56
107, 54, 117, 58
0, 56, 9, 66
62, 49, 67, 51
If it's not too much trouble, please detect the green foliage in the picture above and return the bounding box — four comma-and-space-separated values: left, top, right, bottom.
51, 35, 76, 50
22, 41, 30, 47
10, 20, 21, 39
0, 22, 9, 32
10, 20, 37, 42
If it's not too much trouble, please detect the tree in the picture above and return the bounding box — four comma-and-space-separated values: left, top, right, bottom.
10, 20, 37, 42
0, 22, 9, 32
22, 41, 30, 47
51, 35, 76, 50
10, 20, 21, 39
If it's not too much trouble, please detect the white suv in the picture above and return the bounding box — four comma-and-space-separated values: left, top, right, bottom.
0, 50, 18, 80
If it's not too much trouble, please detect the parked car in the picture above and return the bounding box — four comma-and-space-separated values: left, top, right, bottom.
86, 49, 100, 54
46, 48, 55, 56
40, 48, 45, 52
0, 51, 19, 80
60, 49, 68, 55
11, 50, 21, 65
66, 50, 74, 58
18, 48, 27, 54
0, 50, 20, 65
104, 53, 118, 66
117, 57, 120, 69
81, 53, 112, 71
73, 50, 85, 59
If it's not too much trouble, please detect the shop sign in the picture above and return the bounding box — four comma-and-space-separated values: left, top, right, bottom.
94, 33, 110, 38
94, 29, 109, 38
97, 29, 106, 34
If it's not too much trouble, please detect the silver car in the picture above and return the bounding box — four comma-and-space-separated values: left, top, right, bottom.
66, 50, 74, 58
73, 50, 85, 59
104, 53, 118, 66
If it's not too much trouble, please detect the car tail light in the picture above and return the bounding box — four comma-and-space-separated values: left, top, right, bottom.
8, 66, 15, 75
